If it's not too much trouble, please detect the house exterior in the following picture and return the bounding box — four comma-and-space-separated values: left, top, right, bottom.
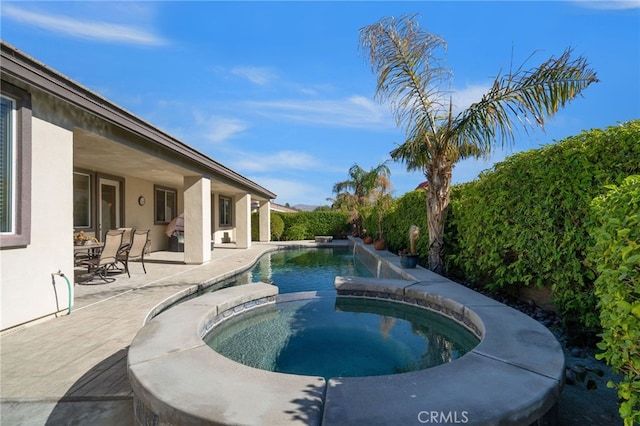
0, 42, 276, 331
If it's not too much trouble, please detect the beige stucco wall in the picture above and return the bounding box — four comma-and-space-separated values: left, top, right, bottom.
211, 193, 235, 244
184, 176, 212, 264
123, 176, 183, 252
1, 116, 74, 330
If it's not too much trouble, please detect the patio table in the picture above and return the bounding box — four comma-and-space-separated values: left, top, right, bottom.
74, 242, 104, 265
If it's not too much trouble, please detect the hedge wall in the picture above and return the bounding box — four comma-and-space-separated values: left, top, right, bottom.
590, 175, 640, 426
254, 210, 350, 241
446, 120, 640, 332
370, 190, 429, 258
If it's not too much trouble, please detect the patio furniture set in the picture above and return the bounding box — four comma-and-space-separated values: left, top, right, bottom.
74, 228, 149, 284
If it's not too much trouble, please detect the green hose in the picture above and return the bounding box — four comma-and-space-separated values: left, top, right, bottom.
54, 271, 72, 315
61, 273, 72, 315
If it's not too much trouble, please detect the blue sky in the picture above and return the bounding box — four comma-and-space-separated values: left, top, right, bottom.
2, 1, 639, 207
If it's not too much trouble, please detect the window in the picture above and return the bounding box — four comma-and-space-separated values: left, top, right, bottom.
155, 185, 176, 224
73, 172, 92, 228
1, 96, 15, 233
219, 195, 232, 227
0, 82, 31, 248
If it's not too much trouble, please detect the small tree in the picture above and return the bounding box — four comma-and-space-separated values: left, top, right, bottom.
331, 162, 391, 236
372, 172, 393, 241
360, 14, 598, 273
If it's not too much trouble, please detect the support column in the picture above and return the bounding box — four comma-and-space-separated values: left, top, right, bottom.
184, 176, 211, 264
235, 193, 251, 249
259, 201, 271, 242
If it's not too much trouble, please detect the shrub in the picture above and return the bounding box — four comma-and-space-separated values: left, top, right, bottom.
589, 175, 640, 426
446, 120, 640, 334
278, 211, 349, 240
284, 223, 308, 241
384, 190, 429, 263
253, 211, 348, 241
271, 213, 285, 241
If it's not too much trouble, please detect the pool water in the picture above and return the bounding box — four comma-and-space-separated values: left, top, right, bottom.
205, 296, 479, 380
218, 247, 373, 293
205, 248, 478, 379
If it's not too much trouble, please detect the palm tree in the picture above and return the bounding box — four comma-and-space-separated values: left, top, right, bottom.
360, 14, 598, 273
331, 162, 391, 236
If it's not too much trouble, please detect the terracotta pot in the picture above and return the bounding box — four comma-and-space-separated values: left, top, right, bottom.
374, 240, 386, 250
363, 236, 373, 244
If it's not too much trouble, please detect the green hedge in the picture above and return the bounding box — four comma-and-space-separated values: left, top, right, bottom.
590, 175, 640, 426
380, 190, 428, 258
271, 213, 285, 241
266, 211, 350, 241
446, 120, 640, 333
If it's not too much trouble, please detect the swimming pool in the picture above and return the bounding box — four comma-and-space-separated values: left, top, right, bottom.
204, 247, 478, 379
205, 294, 478, 379
129, 239, 566, 425
213, 247, 372, 293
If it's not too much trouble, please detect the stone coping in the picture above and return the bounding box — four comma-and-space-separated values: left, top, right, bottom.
331, 276, 564, 425
128, 241, 565, 425
128, 283, 327, 425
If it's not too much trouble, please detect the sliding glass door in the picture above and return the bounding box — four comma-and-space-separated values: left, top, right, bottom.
98, 178, 121, 240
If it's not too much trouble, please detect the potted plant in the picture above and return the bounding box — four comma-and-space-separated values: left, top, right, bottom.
362, 229, 373, 244
399, 225, 420, 268
374, 236, 386, 250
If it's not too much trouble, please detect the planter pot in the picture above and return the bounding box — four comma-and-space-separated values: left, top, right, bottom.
400, 254, 419, 268
374, 240, 386, 250
363, 236, 373, 244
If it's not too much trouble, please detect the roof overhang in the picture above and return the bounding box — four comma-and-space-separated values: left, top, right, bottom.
1, 42, 277, 201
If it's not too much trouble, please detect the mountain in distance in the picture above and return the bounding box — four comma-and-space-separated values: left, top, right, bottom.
293, 204, 318, 211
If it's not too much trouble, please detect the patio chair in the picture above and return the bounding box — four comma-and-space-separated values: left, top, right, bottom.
118, 229, 149, 278
118, 227, 134, 248
116, 227, 134, 265
77, 229, 124, 284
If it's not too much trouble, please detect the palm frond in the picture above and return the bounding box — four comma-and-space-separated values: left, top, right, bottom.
452, 48, 599, 153
360, 14, 452, 143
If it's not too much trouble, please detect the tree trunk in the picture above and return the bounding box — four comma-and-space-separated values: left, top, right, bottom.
425, 159, 452, 274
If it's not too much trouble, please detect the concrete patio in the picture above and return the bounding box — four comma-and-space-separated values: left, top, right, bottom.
0, 241, 333, 425
0, 239, 618, 425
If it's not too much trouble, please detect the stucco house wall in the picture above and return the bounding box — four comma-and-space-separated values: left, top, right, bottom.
1, 42, 276, 331
1, 96, 74, 330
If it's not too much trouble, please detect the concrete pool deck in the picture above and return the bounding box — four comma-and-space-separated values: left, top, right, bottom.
0, 241, 337, 425
128, 239, 565, 425
1, 238, 571, 425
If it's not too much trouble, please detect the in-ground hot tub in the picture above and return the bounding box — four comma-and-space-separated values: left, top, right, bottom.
128, 240, 565, 425
205, 292, 479, 380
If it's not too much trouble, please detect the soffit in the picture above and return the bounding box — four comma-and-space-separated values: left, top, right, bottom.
74, 129, 249, 196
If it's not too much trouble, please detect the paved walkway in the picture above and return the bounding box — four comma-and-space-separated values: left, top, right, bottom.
1, 241, 331, 425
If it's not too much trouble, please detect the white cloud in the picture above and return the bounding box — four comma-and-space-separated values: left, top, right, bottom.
451, 84, 491, 112
249, 176, 324, 206
233, 151, 317, 172
194, 114, 248, 143
231, 66, 278, 85
571, 0, 640, 10
246, 95, 394, 129
2, 5, 166, 46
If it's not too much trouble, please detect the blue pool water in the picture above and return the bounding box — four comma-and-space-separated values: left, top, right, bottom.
205, 248, 479, 379
217, 247, 373, 293
206, 295, 478, 379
